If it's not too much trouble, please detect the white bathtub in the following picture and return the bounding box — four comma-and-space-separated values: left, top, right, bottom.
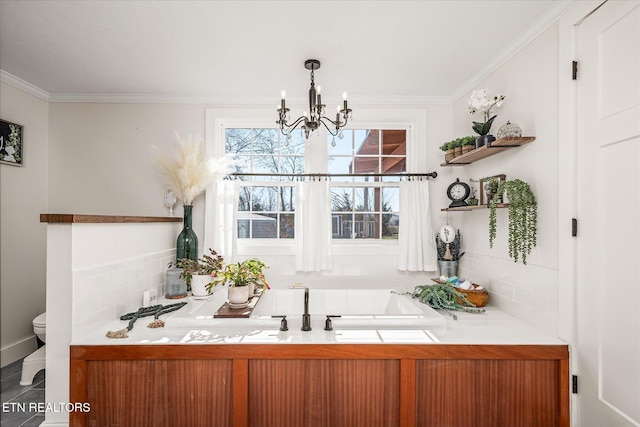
252, 288, 420, 316
164, 288, 447, 333
251, 288, 446, 330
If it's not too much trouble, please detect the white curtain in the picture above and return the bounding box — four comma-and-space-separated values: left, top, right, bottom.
295, 178, 332, 271
397, 178, 437, 271
204, 179, 239, 262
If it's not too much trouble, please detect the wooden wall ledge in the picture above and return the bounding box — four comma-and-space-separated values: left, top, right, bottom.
40, 214, 182, 224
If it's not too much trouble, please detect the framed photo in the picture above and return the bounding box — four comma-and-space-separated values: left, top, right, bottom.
0, 118, 24, 166
479, 174, 506, 205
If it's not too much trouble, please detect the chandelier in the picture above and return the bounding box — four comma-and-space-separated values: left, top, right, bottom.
277, 59, 352, 143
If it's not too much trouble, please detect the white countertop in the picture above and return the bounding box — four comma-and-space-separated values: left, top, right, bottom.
72, 293, 566, 346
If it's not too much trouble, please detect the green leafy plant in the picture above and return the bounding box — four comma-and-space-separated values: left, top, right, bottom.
439, 136, 476, 152
472, 115, 497, 136
489, 179, 537, 264
207, 258, 269, 292
467, 187, 478, 205
405, 283, 485, 319
177, 248, 224, 284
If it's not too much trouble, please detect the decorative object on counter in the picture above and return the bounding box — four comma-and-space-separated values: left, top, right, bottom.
208, 258, 270, 304
0, 118, 24, 166
404, 283, 485, 320
496, 121, 522, 139
436, 225, 464, 277
431, 277, 488, 307
468, 89, 505, 148
446, 178, 471, 208
214, 287, 265, 318
479, 174, 506, 205
489, 179, 537, 264
177, 204, 198, 262
165, 264, 188, 299
155, 132, 231, 262
177, 248, 224, 295
163, 189, 177, 216
467, 186, 479, 206
105, 302, 187, 338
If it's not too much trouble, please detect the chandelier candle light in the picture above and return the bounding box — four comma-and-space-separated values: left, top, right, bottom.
277, 59, 352, 146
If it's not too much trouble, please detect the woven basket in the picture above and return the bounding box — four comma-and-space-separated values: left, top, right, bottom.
456, 284, 488, 308
431, 278, 489, 308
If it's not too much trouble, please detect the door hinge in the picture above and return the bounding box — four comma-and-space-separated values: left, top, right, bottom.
572, 375, 578, 393
572, 218, 578, 237
572, 61, 578, 80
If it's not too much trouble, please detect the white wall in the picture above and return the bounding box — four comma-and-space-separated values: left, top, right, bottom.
47, 102, 208, 236
0, 82, 49, 366
445, 24, 560, 334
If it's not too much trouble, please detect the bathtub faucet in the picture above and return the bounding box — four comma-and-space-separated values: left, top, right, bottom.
301, 287, 312, 331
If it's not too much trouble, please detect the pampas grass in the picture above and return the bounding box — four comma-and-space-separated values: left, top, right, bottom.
156, 133, 229, 205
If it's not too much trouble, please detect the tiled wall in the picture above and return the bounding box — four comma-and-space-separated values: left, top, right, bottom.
459, 251, 558, 335
72, 249, 175, 339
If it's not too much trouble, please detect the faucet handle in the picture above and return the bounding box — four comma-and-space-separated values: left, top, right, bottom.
272, 315, 288, 331
324, 315, 342, 331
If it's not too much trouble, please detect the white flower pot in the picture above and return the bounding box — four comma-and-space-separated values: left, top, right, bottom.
228, 286, 250, 304
191, 274, 213, 297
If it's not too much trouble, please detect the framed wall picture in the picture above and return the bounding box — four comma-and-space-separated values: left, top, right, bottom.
0, 118, 24, 166
479, 174, 506, 205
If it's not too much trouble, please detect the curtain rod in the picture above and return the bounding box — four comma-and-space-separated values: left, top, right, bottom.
228, 171, 437, 179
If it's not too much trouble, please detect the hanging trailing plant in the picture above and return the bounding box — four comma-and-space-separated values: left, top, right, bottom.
489, 179, 537, 264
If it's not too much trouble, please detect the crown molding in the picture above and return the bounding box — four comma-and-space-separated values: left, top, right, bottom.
451, 0, 578, 103
0, 70, 50, 101
46, 92, 451, 106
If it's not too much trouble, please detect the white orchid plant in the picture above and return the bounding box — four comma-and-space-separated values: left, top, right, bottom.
156, 133, 230, 205
468, 90, 505, 136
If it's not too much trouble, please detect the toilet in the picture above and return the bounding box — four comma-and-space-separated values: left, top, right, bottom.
20, 312, 46, 386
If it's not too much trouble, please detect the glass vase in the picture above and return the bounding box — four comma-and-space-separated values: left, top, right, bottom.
176, 205, 198, 262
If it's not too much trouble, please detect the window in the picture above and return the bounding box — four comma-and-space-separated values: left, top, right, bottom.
329, 129, 405, 239
224, 126, 407, 241
225, 128, 304, 239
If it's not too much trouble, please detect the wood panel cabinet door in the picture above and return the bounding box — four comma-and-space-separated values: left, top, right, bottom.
248, 359, 400, 427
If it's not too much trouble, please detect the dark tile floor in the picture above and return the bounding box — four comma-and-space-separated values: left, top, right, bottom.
1, 358, 45, 426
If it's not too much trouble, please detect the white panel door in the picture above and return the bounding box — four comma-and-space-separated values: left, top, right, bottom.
576, 1, 640, 426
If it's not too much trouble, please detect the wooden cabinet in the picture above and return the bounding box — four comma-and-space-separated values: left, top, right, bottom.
70, 343, 569, 427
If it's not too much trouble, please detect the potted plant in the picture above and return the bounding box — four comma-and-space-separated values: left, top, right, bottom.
488, 179, 537, 264
435, 228, 464, 277
468, 89, 505, 148
467, 187, 479, 206
177, 248, 224, 297
452, 138, 463, 158
208, 258, 269, 305
440, 141, 455, 163
461, 136, 476, 154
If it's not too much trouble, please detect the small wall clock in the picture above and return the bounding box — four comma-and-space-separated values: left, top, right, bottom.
447, 178, 470, 208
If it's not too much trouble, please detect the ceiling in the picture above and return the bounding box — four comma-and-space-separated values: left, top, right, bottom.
0, 0, 572, 104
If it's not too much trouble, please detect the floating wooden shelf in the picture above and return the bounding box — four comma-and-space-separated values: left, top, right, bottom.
442, 203, 509, 212
440, 137, 535, 166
